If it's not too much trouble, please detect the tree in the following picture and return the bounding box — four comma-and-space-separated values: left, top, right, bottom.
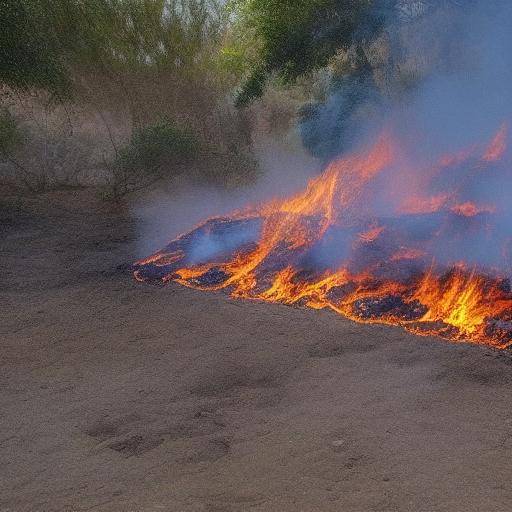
0, 1, 70, 97
0, 0, 228, 97
229, 0, 392, 106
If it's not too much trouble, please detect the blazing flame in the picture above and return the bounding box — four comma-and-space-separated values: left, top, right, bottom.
133, 123, 512, 349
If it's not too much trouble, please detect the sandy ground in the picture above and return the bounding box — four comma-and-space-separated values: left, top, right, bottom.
3, 189, 512, 512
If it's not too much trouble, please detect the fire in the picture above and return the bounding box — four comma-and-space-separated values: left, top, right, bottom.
399, 193, 450, 215
359, 226, 384, 243
414, 269, 489, 336
133, 123, 512, 349
483, 122, 508, 162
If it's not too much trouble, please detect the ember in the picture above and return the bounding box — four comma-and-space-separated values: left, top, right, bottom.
134, 124, 512, 348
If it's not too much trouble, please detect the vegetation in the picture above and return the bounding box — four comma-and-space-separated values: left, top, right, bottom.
0, 0, 228, 97
228, 0, 391, 105
108, 119, 199, 199
0, 1, 70, 96
0, 0, 465, 196
0, 0, 254, 195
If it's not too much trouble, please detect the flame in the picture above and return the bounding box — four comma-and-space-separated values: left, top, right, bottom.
406, 268, 510, 344
399, 193, 450, 215
359, 226, 385, 243
134, 123, 512, 348
414, 269, 487, 335
483, 122, 508, 162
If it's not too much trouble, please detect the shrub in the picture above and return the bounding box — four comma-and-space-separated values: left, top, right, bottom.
107, 119, 200, 199
0, 102, 97, 193
118, 121, 198, 172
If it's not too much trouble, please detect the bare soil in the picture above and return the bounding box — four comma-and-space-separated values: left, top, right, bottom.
3, 189, 512, 512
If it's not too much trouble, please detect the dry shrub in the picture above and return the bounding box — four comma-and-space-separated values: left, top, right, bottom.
0, 1, 262, 199
0, 93, 100, 192
0, 68, 258, 199
76, 68, 259, 199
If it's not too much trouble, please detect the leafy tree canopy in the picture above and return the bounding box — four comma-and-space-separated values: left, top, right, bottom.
229, 0, 393, 105
0, 1, 70, 97
0, 0, 226, 98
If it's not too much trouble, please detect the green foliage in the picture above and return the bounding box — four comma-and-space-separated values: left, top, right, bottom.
108, 119, 200, 199
234, 67, 267, 107
0, 1, 70, 97
229, 0, 389, 105
0, 0, 228, 96
117, 119, 199, 174
51, 0, 227, 72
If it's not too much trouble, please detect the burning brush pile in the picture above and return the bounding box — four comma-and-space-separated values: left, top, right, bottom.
133, 123, 512, 348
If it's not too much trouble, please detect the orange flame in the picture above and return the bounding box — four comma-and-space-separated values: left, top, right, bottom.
134, 123, 512, 349
483, 122, 508, 162
400, 193, 450, 215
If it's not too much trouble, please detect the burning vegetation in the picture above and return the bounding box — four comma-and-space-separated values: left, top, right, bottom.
134, 122, 512, 348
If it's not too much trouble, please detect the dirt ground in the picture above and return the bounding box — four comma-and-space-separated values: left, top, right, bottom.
3, 189, 512, 512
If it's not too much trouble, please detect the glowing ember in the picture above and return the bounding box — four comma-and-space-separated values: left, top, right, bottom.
133, 123, 512, 349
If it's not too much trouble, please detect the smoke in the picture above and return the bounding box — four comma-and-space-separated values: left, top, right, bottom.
299, 72, 380, 161
298, 0, 512, 276
135, 0, 512, 276
131, 0, 512, 348
301, 0, 512, 157
385, 0, 512, 271
395, 3, 512, 151
132, 130, 321, 258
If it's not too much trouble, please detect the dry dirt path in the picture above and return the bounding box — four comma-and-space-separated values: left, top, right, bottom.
2, 190, 512, 512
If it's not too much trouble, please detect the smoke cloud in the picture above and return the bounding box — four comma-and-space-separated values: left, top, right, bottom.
135, 0, 512, 274
132, 0, 512, 348
132, 131, 320, 258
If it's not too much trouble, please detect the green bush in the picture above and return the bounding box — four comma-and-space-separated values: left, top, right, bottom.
118, 120, 198, 174
108, 119, 200, 199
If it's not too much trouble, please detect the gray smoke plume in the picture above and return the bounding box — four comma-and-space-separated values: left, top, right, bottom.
135, 0, 512, 276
